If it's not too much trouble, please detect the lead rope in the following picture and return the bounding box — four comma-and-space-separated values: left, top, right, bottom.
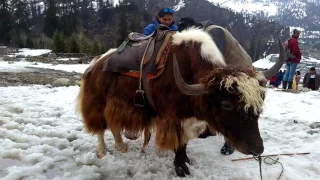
258, 155, 262, 180
253, 155, 284, 180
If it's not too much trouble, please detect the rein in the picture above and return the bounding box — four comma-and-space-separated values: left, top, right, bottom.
253, 155, 284, 180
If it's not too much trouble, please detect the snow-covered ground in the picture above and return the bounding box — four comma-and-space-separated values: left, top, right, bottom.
56, 58, 80, 61
0, 61, 88, 74
0, 52, 319, 179
1, 48, 85, 73
1, 84, 319, 179
8, 48, 51, 57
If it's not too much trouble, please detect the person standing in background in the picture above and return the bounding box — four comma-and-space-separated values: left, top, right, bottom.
282, 29, 302, 90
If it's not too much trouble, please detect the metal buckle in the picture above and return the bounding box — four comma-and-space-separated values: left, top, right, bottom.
134, 90, 145, 107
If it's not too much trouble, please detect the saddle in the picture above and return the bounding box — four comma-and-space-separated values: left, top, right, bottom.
127, 31, 155, 41
102, 25, 176, 109
103, 25, 174, 75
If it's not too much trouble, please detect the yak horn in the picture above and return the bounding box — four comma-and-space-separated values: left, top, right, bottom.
263, 37, 285, 79
172, 53, 207, 95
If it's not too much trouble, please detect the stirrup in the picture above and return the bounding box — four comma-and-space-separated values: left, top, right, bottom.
134, 90, 145, 107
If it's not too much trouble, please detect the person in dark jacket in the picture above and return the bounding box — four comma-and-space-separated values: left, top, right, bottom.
282, 29, 302, 90
275, 70, 283, 87
143, 7, 178, 36
303, 67, 320, 90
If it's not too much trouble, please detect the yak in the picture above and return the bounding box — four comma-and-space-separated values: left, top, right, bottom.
76, 27, 283, 177
176, 17, 286, 153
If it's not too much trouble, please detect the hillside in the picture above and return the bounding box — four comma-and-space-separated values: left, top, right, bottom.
1, 0, 319, 62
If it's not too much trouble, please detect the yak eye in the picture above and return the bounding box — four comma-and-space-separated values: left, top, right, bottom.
221, 101, 234, 111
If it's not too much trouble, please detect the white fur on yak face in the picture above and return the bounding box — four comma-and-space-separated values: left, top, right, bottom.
221, 72, 265, 116
171, 27, 226, 66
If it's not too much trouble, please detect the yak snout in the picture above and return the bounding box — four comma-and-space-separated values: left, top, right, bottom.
247, 138, 264, 156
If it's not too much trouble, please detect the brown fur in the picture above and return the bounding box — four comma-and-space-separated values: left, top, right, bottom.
77, 42, 209, 150
76, 53, 112, 134
77, 39, 265, 155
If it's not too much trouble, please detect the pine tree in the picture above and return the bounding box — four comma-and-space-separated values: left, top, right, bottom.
26, 37, 34, 49
117, 12, 128, 46
80, 0, 90, 29
116, 0, 130, 46
58, 0, 79, 36
91, 40, 101, 56
98, 0, 104, 9
99, 43, 108, 54
0, 0, 13, 45
130, 11, 141, 32
53, 32, 65, 53
11, 0, 30, 48
44, 0, 59, 37
68, 33, 80, 53
78, 32, 91, 54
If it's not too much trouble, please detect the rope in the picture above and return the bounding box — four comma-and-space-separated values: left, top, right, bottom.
258, 155, 262, 180
253, 155, 284, 180
139, 38, 153, 91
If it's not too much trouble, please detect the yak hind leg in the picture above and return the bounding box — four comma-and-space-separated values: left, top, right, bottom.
97, 131, 107, 158
141, 128, 151, 153
110, 126, 128, 153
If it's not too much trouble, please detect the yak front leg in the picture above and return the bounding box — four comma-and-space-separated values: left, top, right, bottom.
174, 143, 191, 177
97, 131, 107, 158
155, 116, 192, 177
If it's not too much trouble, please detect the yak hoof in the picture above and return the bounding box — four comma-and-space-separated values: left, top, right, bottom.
96, 150, 106, 159
155, 147, 169, 157
185, 156, 193, 165
174, 162, 190, 177
141, 147, 146, 153
115, 143, 128, 153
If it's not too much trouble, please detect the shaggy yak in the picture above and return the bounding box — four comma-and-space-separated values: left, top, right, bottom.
76, 27, 283, 177
177, 17, 285, 148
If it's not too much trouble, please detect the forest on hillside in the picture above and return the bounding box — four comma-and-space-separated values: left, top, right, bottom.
0, 0, 293, 61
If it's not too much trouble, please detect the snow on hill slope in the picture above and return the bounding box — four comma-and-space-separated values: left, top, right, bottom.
253, 54, 320, 74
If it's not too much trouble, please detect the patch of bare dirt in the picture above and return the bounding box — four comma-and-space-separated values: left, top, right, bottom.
0, 67, 82, 87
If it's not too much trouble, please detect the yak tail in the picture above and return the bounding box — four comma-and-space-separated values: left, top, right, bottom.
76, 49, 118, 134
76, 77, 108, 134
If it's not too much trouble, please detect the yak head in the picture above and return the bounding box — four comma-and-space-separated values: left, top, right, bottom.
173, 54, 265, 156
